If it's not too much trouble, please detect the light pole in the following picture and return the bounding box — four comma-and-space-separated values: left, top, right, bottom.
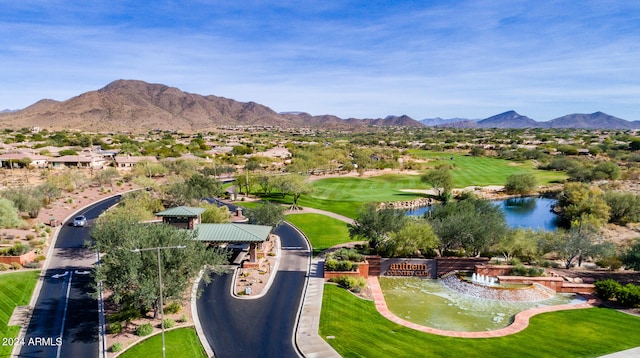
131, 245, 186, 358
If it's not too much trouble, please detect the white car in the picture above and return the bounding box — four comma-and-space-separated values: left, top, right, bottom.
73, 215, 87, 227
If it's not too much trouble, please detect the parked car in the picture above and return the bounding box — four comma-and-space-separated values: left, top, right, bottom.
73, 215, 87, 227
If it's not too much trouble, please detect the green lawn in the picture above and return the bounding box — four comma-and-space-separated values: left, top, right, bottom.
320, 284, 640, 357
118, 327, 206, 358
251, 152, 566, 219
286, 214, 352, 256
0, 270, 40, 357
407, 150, 567, 187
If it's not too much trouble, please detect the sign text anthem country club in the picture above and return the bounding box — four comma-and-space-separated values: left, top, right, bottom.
385, 262, 430, 277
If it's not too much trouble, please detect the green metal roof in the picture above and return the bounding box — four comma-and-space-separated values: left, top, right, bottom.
156, 206, 206, 217
193, 223, 272, 243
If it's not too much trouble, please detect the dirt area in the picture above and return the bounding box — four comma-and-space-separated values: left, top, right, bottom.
0, 182, 139, 269
234, 235, 279, 297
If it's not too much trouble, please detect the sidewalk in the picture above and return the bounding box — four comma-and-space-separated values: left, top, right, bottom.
295, 258, 341, 358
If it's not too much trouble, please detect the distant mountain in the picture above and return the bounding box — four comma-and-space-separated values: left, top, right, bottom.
477, 110, 540, 128
545, 112, 638, 129
420, 117, 475, 126
1, 109, 16, 113
0, 80, 425, 132
1, 80, 638, 131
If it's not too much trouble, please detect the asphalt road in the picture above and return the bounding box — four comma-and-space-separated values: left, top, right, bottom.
197, 222, 309, 358
17, 196, 121, 358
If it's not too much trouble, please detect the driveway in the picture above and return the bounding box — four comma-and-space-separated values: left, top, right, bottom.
196, 222, 309, 357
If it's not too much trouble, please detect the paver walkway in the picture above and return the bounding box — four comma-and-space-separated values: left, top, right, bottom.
368, 276, 599, 338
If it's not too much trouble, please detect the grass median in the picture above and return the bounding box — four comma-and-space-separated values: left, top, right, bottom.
0, 270, 40, 357
320, 284, 640, 357
118, 327, 205, 358
285, 213, 351, 256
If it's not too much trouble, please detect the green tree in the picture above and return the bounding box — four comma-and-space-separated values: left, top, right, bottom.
555, 182, 610, 227
386, 219, 439, 257
493, 228, 540, 262
0, 198, 26, 229
2, 187, 43, 218
256, 174, 275, 195
348, 203, 407, 253
93, 167, 120, 186
165, 174, 224, 206
592, 161, 621, 181
283, 174, 313, 210
90, 209, 228, 319
132, 160, 167, 178
245, 202, 285, 226
603, 191, 640, 225
504, 173, 538, 195
538, 225, 601, 269
427, 197, 507, 257
420, 166, 453, 201
622, 240, 640, 271
200, 204, 231, 223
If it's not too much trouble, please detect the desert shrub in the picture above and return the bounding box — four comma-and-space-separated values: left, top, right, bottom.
0, 243, 31, 256
164, 302, 182, 314
10, 262, 23, 270
595, 279, 623, 300
330, 275, 367, 293
510, 264, 544, 277
179, 314, 188, 323
110, 342, 123, 352
24, 261, 41, 269
34, 255, 46, 262
0, 263, 9, 271
136, 323, 153, 336
596, 257, 623, 271
162, 318, 175, 329
325, 259, 356, 271
615, 284, 640, 307
108, 321, 122, 334
26, 234, 35, 241
327, 248, 365, 262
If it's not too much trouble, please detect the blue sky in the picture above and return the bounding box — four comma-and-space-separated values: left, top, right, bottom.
1, 1, 639, 121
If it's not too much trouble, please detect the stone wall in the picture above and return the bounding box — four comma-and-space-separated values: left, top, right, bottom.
380, 258, 436, 278
0, 251, 36, 266
436, 257, 490, 277
378, 198, 434, 210
324, 261, 369, 281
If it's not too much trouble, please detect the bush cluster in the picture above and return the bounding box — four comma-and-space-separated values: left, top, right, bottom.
162, 318, 175, 329
108, 321, 122, 334
0, 243, 31, 256
136, 323, 153, 336
327, 248, 365, 263
325, 259, 356, 272
594, 279, 640, 307
329, 275, 367, 293
110, 342, 123, 353
164, 302, 182, 314
510, 264, 544, 277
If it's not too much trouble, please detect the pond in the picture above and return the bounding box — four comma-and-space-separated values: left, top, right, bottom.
379, 276, 583, 332
406, 196, 562, 231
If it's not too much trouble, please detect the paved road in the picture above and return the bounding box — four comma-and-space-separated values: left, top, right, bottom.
197, 222, 309, 358
17, 196, 121, 358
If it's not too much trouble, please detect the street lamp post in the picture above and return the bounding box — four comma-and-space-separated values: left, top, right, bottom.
131, 245, 186, 358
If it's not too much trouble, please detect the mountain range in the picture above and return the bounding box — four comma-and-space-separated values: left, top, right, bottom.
0, 80, 638, 131
421, 110, 640, 129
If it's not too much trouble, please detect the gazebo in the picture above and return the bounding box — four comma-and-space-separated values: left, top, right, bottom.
155, 206, 273, 265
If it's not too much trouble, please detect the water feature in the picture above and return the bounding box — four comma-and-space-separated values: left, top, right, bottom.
406, 196, 561, 231
379, 276, 584, 332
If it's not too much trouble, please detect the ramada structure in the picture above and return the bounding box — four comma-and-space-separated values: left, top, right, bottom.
155, 206, 273, 268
